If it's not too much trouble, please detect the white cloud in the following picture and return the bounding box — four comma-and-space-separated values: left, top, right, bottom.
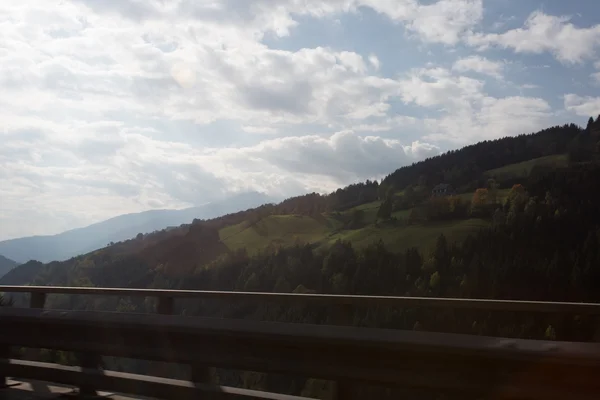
452, 55, 504, 79
592, 61, 600, 85
361, 0, 483, 45
423, 96, 552, 144
0, 0, 578, 240
467, 11, 600, 64
397, 67, 485, 110
224, 130, 440, 182
0, 3, 408, 132
564, 94, 600, 117
368, 54, 380, 70
76, 0, 484, 45
396, 67, 552, 143
402, 0, 483, 45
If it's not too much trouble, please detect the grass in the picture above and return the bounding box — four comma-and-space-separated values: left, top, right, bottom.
340, 201, 382, 224
220, 215, 340, 254
220, 208, 488, 257
320, 218, 489, 254
484, 154, 568, 180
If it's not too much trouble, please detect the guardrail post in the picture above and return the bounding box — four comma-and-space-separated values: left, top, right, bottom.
78, 352, 101, 397
156, 297, 174, 315
332, 304, 355, 398
0, 344, 8, 388
25, 291, 46, 364
156, 296, 177, 382
29, 292, 46, 309
332, 379, 354, 400
191, 363, 211, 384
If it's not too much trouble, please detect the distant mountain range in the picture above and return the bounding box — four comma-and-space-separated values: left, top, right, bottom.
0, 254, 19, 278
0, 191, 278, 263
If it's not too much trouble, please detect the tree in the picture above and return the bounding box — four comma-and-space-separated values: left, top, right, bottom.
487, 178, 499, 204
404, 185, 415, 205
348, 209, 365, 229
244, 273, 261, 291
492, 208, 505, 226
507, 184, 528, 212
471, 188, 490, 216
429, 271, 441, 292
331, 273, 349, 294
545, 325, 557, 340
0, 294, 12, 307
472, 188, 489, 207
425, 197, 450, 221
274, 276, 292, 293
568, 133, 593, 162
377, 197, 393, 220
377, 183, 389, 201
434, 234, 450, 276
405, 247, 422, 278
587, 117, 595, 132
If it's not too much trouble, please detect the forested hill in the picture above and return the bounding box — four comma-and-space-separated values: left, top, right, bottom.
0, 255, 18, 278
382, 123, 583, 191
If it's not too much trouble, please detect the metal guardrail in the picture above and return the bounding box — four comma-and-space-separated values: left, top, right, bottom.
2, 307, 600, 399
2, 285, 600, 315
2, 285, 600, 399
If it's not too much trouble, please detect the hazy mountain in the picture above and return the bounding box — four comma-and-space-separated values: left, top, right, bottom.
0, 254, 19, 278
0, 191, 277, 263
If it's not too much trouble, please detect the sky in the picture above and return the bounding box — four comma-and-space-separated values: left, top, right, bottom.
1, 0, 600, 240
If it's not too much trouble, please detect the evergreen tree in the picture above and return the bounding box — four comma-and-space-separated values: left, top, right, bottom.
587, 116, 595, 132
376, 197, 393, 220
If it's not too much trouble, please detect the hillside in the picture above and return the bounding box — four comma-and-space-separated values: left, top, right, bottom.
213, 156, 561, 256
0, 255, 18, 278
4, 118, 600, 293
0, 191, 277, 263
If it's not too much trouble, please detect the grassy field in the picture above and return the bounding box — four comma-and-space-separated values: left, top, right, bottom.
484, 154, 568, 180
219, 207, 488, 256
320, 218, 489, 254
340, 201, 381, 224
220, 215, 341, 253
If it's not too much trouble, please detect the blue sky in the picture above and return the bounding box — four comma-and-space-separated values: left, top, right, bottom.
1, 0, 600, 240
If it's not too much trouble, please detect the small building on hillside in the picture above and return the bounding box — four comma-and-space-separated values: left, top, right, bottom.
432, 183, 455, 197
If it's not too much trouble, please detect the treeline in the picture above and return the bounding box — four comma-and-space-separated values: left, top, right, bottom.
382, 123, 586, 192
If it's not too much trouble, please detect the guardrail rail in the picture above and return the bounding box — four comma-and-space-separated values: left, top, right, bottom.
1, 285, 600, 399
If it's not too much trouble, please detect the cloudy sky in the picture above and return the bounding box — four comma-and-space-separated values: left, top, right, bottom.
1, 0, 599, 240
